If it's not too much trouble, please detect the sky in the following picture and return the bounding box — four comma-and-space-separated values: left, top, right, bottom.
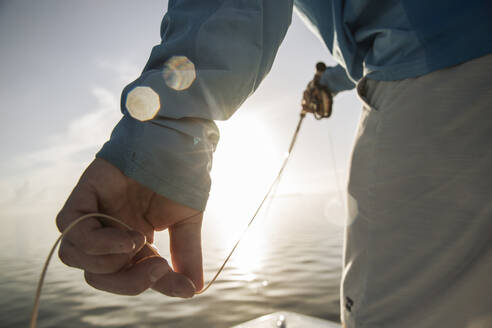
0, 0, 362, 241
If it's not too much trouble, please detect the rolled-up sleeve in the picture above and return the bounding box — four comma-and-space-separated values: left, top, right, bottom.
97, 0, 293, 211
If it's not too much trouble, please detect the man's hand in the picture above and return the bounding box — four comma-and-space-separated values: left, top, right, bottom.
56, 158, 203, 298
301, 81, 333, 118
301, 62, 333, 119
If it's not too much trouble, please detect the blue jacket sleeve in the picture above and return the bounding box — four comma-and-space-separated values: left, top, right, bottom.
97, 0, 293, 211
319, 64, 356, 95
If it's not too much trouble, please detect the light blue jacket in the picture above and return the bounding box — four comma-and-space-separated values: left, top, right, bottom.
97, 0, 492, 210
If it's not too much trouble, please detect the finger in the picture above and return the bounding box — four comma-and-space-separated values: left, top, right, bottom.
56, 179, 100, 232
169, 214, 204, 291
61, 219, 146, 256
57, 180, 145, 255
59, 240, 133, 274
133, 242, 160, 262
84, 256, 195, 298
152, 268, 196, 299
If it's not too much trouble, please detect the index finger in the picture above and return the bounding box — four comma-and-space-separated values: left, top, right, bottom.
56, 182, 99, 232
57, 185, 143, 255
65, 221, 143, 256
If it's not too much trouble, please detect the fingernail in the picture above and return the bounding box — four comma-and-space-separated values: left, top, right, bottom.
169, 274, 196, 298
149, 264, 170, 283
179, 276, 197, 298
151, 271, 197, 298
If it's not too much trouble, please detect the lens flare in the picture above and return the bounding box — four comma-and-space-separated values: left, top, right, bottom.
125, 86, 160, 121
162, 56, 196, 91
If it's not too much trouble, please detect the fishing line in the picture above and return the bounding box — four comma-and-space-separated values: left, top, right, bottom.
30, 213, 135, 328
30, 114, 307, 328
31, 62, 338, 328
197, 113, 305, 295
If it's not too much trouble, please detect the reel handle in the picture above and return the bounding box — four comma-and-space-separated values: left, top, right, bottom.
301, 62, 333, 119
316, 62, 327, 73
313, 62, 326, 86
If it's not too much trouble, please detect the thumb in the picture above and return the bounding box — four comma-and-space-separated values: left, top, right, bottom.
169, 213, 204, 291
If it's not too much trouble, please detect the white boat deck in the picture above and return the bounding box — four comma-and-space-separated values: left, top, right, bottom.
231, 311, 341, 328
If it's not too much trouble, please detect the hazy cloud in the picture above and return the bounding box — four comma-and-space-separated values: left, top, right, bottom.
0, 86, 121, 220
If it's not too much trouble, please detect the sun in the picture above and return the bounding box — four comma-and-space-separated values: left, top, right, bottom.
205, 110, 282, 275
209, 111, 282, 216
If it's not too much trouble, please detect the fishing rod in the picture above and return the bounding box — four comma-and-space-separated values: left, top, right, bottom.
198, 61, 335, 293
29, 62, 334, 328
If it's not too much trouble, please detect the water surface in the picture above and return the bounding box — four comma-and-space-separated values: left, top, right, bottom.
0, 194, 344, 327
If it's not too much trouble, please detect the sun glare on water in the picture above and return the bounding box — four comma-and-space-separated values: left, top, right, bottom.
206, 111, 281, 278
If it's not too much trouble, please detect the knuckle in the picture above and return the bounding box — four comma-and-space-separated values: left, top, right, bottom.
84, 271, 98, 288
58, 242, 73, 267
55, 210, 67, 232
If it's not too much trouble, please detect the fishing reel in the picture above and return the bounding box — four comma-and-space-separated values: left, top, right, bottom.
301, 62, 333, 120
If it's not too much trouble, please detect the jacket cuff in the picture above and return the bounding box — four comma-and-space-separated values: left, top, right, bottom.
96, 115, 216, 211
320, 64, 356, 95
